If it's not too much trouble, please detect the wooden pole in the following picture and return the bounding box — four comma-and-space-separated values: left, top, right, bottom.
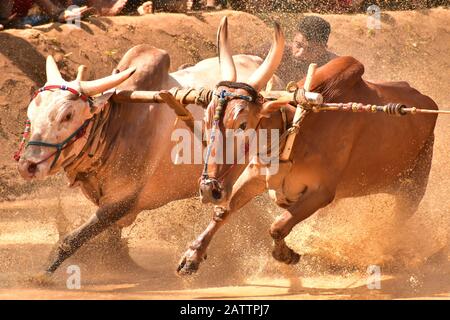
280, 63, 317, 161
112, 90, 165, 104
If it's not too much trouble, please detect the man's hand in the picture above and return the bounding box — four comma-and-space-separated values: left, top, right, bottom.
0, 12, 17, 29
94, 0, 128, 16
58, 6, 92, 23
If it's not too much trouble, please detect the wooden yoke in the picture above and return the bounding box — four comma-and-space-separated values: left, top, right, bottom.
112, 88, 213, 145
159, 90, 195, 129
280, 63, 317, 161
159, 90, 206, 146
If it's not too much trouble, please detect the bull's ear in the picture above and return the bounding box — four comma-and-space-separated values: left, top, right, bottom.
89, 89, 115, 114
260, 100, 288, 118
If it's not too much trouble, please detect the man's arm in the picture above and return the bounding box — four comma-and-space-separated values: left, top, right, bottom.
36, 0, 91, 23
0, 1, 16, 29
35, 0, 65, 16
0, 1, 14, 21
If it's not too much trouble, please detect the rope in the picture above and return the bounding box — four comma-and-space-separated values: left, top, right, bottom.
216, 81, 259, 102
13, 119, 31, 162
195, 88, 213, 106
305, 101, 449, 116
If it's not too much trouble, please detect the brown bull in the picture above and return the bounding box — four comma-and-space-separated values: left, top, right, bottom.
177, 20, 438, 275
17, 37, 278, 275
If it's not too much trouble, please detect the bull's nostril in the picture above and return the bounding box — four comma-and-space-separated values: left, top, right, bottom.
211, 189, 222, 200
27, 162, 37, 174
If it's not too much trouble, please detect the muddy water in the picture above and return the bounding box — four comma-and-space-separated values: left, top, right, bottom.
0, 193, 448, 300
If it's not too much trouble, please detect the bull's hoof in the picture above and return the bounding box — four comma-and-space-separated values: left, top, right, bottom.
176, 246, 208, 276
272, 246, 301, 265
176, 256, 200, 276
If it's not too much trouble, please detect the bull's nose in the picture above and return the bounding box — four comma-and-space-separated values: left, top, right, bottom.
211, 188, 222, 200
199, 180, 224, 204
18, 160, 38, 180
27, 162, 38, 174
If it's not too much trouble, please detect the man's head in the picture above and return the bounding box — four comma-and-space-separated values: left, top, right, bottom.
292, 16, 331, 63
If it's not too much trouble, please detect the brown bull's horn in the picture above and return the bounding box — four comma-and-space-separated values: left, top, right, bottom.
248, 22, 285, 92
76, 65, 87, 81
217, 16, 236, 82
80, 67, 136, 96
46, 56, 63, 83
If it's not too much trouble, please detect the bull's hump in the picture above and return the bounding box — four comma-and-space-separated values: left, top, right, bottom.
296, 56, 365, 101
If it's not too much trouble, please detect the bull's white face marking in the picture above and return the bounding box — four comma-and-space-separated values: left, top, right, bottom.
24, 81, 92, 178
232, 104, 246, 121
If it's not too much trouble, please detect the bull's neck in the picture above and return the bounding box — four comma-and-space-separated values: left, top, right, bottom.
260, 107, 289, 132
63, 103, 113, 186
257, 107, 291, 157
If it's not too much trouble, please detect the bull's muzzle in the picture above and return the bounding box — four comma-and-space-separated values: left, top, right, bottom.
18, 158, 39, 180
17, 146, 52, 180
199, 178, 224, 204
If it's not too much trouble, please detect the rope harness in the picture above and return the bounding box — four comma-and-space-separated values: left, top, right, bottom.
14, 85, 94, 169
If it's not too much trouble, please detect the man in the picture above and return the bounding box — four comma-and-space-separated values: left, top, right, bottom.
291, 16, 337, 71
255, 15, 338, 86
0, 0, 125, 29
0, 0, 91, 29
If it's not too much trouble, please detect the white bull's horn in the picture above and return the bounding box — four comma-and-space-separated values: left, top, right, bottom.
248, 22, 285, 91
80, 67, 136, 96
46, 56, 63, 83
76, 65, 87, 81
217, 16, 236, 82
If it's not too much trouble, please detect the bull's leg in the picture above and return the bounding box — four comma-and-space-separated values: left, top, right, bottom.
45, 195, 138, 274
177, 165, 266, 275
270, 187, 335, 264
54, 198, 132, 272
393, 134, 434, 223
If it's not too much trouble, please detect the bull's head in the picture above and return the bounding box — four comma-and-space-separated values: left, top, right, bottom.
18, 56, 135, 180
200, 17, 285, 204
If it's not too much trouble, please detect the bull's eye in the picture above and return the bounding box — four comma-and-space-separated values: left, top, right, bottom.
238, 122, 247, 131
63, 113, 73, 122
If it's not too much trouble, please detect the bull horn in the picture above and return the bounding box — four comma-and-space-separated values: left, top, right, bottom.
46, 55, 63, 83
217, 16, 236, 82
79, 67, 136, 96
76, 65, 87, 81
247, 22, 285, 92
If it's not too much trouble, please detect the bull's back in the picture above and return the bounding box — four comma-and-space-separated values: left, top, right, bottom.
336, 80, 438, 196
294, 57, 438, 197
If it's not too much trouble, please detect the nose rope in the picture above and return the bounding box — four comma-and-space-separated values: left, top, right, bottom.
202, 119, 219, 179
14, 85, 93, 169
13, 119, 31, 162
